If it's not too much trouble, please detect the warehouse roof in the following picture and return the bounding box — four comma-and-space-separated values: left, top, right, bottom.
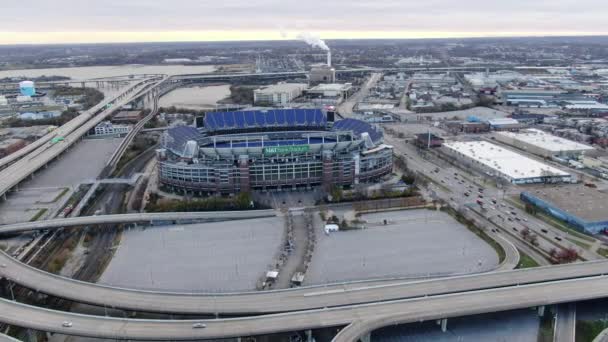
443, 141, 570, 180
524, 185, 608, 222
497, 129, 594, 153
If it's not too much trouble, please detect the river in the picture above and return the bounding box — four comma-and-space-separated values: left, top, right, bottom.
159, 85, 232, 110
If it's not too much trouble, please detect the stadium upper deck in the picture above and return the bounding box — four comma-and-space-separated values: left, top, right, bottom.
157, 109, 393, 195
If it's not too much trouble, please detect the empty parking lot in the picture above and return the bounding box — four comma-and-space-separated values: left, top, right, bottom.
305, 209, 499, 285
99, 217, 284, 292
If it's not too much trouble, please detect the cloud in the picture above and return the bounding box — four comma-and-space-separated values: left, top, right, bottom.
1, 0, 608, 41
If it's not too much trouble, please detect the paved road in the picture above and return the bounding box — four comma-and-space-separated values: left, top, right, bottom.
0, 77, 165, 199
0, 210, 277, 234
384, 132, 601, 264
2, 276, 608, 340
554, 303, 576, 342
2, 238, 608, 315
331, 277, 607, 342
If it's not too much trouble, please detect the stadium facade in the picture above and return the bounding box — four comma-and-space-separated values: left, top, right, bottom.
157, 109, 393, 195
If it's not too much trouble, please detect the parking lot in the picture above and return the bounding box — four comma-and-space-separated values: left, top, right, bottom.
305, 209, 499, 285
0, 138, 121, 224
99, 217, 284, 292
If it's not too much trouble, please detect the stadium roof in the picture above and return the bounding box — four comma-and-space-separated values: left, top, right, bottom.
203, 109, 326, 133
164, 125, 201, 154
443, 141, 570, 181
332, 118, 383, 143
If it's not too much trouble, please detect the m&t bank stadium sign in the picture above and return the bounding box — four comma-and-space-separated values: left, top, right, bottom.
264, 145, 310, 155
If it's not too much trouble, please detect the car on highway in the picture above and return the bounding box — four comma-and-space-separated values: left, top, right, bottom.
0, 264, 6, 268
62, 321, 73, 328
542, 229, 548, 233
512, 227, 518, 232
555, 236, 563, 241
192, 323, 207, 329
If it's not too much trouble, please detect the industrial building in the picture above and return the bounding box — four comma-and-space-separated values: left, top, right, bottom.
442, 141, 571, 184
93, 121, 131, 136
306, 83, 353, 105
112, 110, 143, 124
309, 65, 336, 85
521, 185, 608, 234
494, 129, 595, 158
414, 133, 444, 148
253, 83, 307, 106
157, 109, 393, 195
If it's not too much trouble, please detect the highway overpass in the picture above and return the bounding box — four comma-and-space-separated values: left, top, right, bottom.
0, 210, 277, 234
1, 276, 608, 340
0, 77, 166, 199
2, 241, 608, 315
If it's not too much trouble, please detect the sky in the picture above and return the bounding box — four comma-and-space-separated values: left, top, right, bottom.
2, 0, 608, 44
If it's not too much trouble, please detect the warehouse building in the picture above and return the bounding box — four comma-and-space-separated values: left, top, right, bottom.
494, 128, 595, 158
521, 185, 608, 234
157, 109, 393, 195
253, 83, 308, 106
442, 141, 571, 184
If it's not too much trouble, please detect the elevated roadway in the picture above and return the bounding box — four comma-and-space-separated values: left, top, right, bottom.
1, 276, 608, 340
0, 79, 154, 170
0, 210, 277, 234
0, 77, 165, 199
1, 240, 608, 315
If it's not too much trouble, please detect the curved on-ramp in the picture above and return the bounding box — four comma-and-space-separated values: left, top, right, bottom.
2, 235, 608, 315
2, 276, 608, 340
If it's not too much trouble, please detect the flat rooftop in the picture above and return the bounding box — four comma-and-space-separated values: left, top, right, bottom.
255, 83, 307, 94
497, 129, 594, 153
524, 184, 608, 222
443, 141, 570, 180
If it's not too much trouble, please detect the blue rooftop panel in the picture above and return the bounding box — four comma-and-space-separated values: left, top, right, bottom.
203, 109, 327, 132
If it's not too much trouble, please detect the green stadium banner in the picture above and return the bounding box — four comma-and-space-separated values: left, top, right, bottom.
264, 145, 310, 155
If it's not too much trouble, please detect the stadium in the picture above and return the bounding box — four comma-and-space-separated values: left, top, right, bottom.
157, 109, 393, 195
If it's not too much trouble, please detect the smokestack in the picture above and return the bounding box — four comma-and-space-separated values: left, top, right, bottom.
327, 51, 332, 67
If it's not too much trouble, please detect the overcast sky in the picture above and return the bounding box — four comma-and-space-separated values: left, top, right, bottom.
2, 0, 608, 44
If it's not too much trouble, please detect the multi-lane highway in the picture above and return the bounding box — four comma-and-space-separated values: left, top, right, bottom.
0, 77, 166, 199
1, 275, 608, 340
2, 235, 608, 316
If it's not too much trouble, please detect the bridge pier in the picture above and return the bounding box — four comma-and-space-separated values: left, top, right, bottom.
306, 329, 313, 342
436, 318, 448, 332
360, 332, 371, 342
538, 305, 545, 317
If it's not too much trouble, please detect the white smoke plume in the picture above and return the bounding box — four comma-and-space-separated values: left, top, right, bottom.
296, 32, 329, 51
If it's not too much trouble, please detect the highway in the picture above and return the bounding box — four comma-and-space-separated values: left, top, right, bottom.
2, 276, 608, 340
0, 78, 165, 199
330, 277, 607, 342
383, 131, 603, 264
0, 79, 150, 170
2, 236, 608, 315
0, 210, 277, 234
